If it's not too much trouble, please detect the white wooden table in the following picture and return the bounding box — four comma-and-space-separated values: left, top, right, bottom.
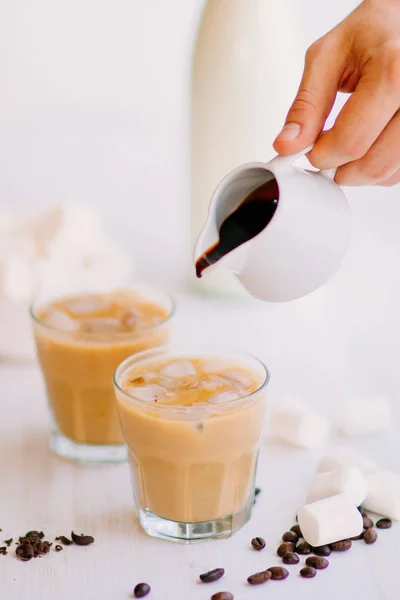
0, 293, 398, 600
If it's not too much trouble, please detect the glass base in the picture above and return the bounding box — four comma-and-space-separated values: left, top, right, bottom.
50, 429, 127, 464
138, 503, 252, 543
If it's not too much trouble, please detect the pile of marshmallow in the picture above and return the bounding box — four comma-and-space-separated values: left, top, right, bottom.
0, 203, 133, 360
269, 398, 398, 547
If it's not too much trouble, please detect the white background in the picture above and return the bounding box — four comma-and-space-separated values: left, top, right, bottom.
0, 1, 399, 599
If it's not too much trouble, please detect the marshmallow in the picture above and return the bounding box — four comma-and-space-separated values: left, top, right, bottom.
317, 448, 377, 475
298, 494, 363, 547
307, 465, 367, 506
269, 398, 330, 448
338, 397, 392, 437
363, 471, 400, 520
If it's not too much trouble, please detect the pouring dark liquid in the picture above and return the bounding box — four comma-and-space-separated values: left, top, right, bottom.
195, 177, 279, 278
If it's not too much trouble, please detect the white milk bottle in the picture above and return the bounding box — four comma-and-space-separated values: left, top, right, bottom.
191, 0, 305, 297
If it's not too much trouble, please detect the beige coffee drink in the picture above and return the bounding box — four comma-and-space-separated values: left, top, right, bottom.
31, 288, 173, 463
114, 348, 269, 541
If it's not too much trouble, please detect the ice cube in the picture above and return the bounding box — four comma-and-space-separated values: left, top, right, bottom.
199, 376, 228, 390
57, 295, 110, 317
160, 359, 196, 378
78, 318, 122, 334
128, 384, 168, 402
201, 358, 233, 374
224, 369, 255, 389
209, 390, 243, 404
45, 309, 77, 332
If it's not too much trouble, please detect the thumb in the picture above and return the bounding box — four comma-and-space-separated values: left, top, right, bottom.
273, 37, 344, 155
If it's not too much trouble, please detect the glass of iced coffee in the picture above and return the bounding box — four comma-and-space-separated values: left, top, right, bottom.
114, 347, 269, 542
30, 287, 174, 464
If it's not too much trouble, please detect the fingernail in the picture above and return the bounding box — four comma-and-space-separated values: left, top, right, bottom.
275, 122, 301, 142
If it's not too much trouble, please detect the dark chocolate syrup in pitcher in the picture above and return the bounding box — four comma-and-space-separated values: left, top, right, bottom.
195, 177, 279, 277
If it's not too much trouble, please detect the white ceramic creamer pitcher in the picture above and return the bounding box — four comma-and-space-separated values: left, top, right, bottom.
194, 148, 351, 302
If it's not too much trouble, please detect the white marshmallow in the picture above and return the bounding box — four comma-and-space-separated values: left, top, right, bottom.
317, 448, 377, 475
338, 397, 392, 437
298, 494, 363, 547
269, 398, 330, 449
363, 471, 400, 520
307, 465, 367, 506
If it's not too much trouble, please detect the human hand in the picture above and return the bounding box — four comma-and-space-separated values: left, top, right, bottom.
273, 0, 400, 186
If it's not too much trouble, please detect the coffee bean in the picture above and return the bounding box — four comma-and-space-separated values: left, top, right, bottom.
351, 532, 365, 541
247, 570, 271, 585
300, 566, 317, 579
251, 537, 266, 551
277, 542, 295, 557
33, 541, 51, 556
134, 583, 151, 598
200, 568, 225, 583
0, 547, 7, 556
313, 545, 331, 557
55, 545, 63, 552
330, 539, 352, 552
282, 551, 299, 565
4, 538, 12, 547
25, 530, 44, 540
16, 541, 34, 562
71, 531, 94, 546
55, 535, 72, 546
290, 525, 302, 537
306, 556, 329, 570
255, 487, 261, 496
267, 566, 289, 580
363, 515, 374, 529
376, 518, 392, 529
295, 541, 312, 555
363, 528, 377, 544
211, 593, 233, 600
282, 531, 298, 543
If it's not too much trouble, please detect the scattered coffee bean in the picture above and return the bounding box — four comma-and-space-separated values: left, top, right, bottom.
282, 551, 299, 565
306, 556, 329, 570
211, 593, 233, 600
134, 583, 151, 598
313, 545, 331, 557
267, 566, 289, 580
16, 542, 34, 562
300, 566, 317, 579
19, 531, 44, 543
351, 532, 365, 541
55, 535, 72, 546
277, 542, 295, 557
55, 545, 63, 552
363, 515, 374, 529
4, 538, 12, 547
0, 547, 7, 556
32, 541, 52, 556
71, 531, 95, 546
255, 487, 261, 496
330, 540, 352, 552
290, 525, 302, 537
200, 568, 225, 583
247, 570, 271, 585
251, 537, 266, 551
295, 541, 312, 555
282, 531, 298, 543
363, 528, 377, 545
376, 518, 392, 530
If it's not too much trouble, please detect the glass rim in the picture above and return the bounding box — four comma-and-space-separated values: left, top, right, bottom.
29, 285, 175, 340
113, 345, 270, 414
